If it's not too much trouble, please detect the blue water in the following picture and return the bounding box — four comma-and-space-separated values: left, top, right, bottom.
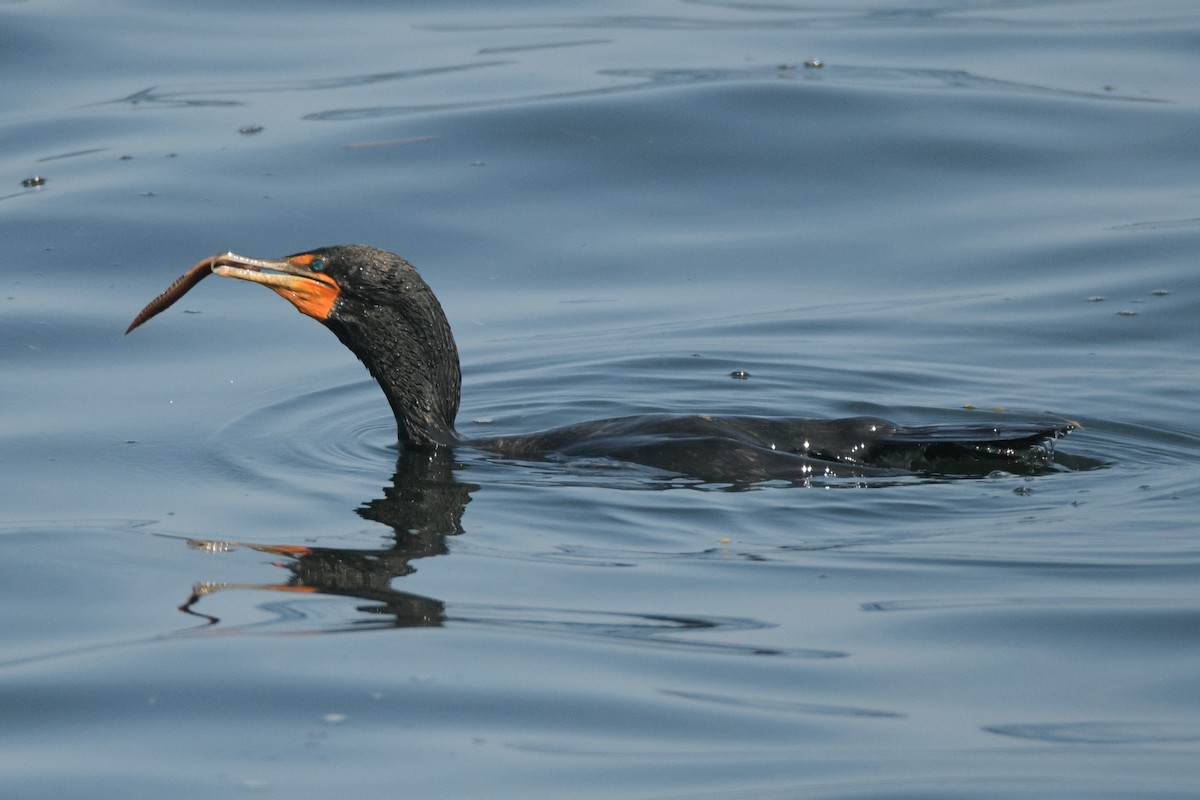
3, 1, 1200, 797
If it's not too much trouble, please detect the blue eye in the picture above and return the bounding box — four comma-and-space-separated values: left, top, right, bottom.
311, 257, 326, 272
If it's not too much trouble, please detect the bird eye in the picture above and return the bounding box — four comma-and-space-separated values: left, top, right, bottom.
310, 257, 326, 272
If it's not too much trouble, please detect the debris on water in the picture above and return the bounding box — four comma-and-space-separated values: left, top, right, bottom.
239, 125, 264, 135
1117, 309, 1138, 316
21, 176, 45, 187
804, 58, 823, 69
1151, 289, 1169, 296
1087, 296, 1104, 302
730, 370, 750, 380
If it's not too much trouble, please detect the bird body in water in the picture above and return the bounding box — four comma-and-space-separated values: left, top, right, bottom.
127, 245, 1074, 481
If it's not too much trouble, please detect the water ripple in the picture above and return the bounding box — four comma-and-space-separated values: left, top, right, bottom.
862, 596, 1200, 613
211, 380, 396, 486
985, 721, 1200, 744
106, 60, 511, 108
305, 62, 1155, 122
178, 597, 843, 658
660, 688, 902, 719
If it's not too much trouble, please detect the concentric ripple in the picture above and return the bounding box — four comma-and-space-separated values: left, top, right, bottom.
211, 380, 397, 488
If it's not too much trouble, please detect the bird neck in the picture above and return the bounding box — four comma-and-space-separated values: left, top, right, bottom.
327, 299, 462, 451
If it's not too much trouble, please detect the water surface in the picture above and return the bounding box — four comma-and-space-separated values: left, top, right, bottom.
3, 1, 1200, 797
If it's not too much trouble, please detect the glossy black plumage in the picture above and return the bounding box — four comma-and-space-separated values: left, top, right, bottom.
280, 245, 1072, 480
310, 245, 462, 449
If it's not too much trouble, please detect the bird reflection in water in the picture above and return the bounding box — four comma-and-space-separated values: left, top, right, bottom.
179, 449, 473, 629
172, 452, 819, 657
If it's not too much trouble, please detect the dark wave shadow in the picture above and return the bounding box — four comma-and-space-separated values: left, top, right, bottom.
101, 54, 1156, 120
424, 5, 1186, 33
1111, 217, 1200, 232
660, 688, 902, 719
477, 38, 610, 55
985, 721, 1200, 744
304, 62, 1157, 122
104, 60, 511, 109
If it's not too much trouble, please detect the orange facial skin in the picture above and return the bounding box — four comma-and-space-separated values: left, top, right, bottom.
212, 254, 341, 322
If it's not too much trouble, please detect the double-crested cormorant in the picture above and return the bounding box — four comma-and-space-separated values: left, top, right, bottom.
127, 245, 1073, 480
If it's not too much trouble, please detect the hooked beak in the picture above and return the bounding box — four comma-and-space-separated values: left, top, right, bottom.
212, 252, 340, 322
